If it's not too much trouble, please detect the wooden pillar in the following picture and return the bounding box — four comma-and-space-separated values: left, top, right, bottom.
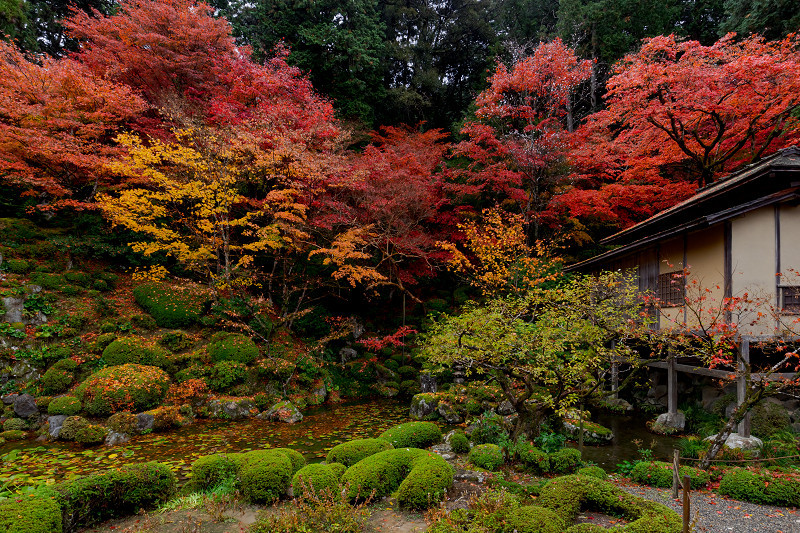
667, 352, 678, 416
611, 360, 619, 400
737, 337, 751, 437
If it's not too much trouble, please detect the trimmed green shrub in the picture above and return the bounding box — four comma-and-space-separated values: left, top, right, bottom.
191, 453, 243, 490
548, 447, 582, 475
292, 463, 340, 497
450, 431, 470, 454
379, 421, 442, 448
92, 333, 116, 354
718, 468, 800, 506
384, 359, 400, 371
64, 271, 91, 287
342, 448, 454, 509
159, 331, 193, 352
629, 461, 710, 490
0, 490, 62, 533
3, 418, 26, 431
102, 337, 170, 369
206, 332, 259, 364
397, 365, 418, 380
56, 462, 176, 531
506, 505, 565, 533
751, 402, 791, 438
48, 396, 82, 416
132, 283, 210, 328
93, 279, 110, 292
470, 443, 504, 470
328, 462, 347, 479
75, 364, 171, 416
272, 448, 306, 474
106, 411, 138, 435
326, 438, 394, 467
209, 360, 247, 391
75, 424, 107, 445
577, 466, 607, 480
239, 449, 294, 503
58, 416, 89, 441
0, 429, 25, 440
5, 259, 31, 274
518, 443, 550, 474
131, 314, 158, 330
538, 475, 681, 532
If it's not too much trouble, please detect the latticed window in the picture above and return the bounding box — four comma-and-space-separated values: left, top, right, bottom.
657, 271, 685, 306
781, 286, 800, 313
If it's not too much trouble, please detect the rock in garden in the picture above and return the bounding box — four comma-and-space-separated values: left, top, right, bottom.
47, 415, 68, 439
1, 393, 18, 405
264, 401, 303, 423
496, 400, 515, 416
1, 296, 25, 323
437, 402, 463, 424
410, 393, 439, 420
13, 393, 38, 418
105, 430, 130, 446
705, 432, 763, 452
339, 347, 358, 363
603, 398, 633, 412
136, 412, 155, 433
419, 373, 437, 393
654, 411, 685, 431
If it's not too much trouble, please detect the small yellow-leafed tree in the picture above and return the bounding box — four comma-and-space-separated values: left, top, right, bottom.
99, 128, 309, 288
439, 207, 562, 297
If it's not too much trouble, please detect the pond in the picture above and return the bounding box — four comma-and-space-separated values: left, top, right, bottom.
0, 400, 413, 488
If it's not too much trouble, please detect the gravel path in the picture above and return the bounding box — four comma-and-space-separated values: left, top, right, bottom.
617, 481, 799, 533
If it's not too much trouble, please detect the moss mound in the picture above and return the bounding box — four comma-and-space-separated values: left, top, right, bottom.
0, 490, 62, 533
379, 421, 442, 448
42, 358, 77, 394
75, 364, 171, 417
75, 424, 107, 445
469, 443, 504, 471
292, 463, 340, 497
326, 438, 394, 467
207, 332, 259, 364
102, 337, 171, 369
133, 282, 210, 328
58, 416, 89, 441
239, 449, 294, 503
507, 505, 565, 533
191, 453, 243, 490
449, 431, 470, 454
342, 448, 454, 509
48, 396, 82, 416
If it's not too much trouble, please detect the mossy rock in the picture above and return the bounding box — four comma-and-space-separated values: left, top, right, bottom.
0, 429, 25, 440
75, 424, 107, 445
342, 448, 454, 509
4, 259, 31, 274
0, 490, 62, 533
469, 443, 504, 471
539, 475, 681, 532
133, 282, 210, 328
206, 332, 259, 364
107, 411, 139, 435
159, 331, 194, 352
3, 418, 26, 431
102, 337, 171, 369
75, 364, 171, 417
379, 421, 442, 448
48, 396, 82, 416
326, 438, 395, 467
58, 416, 89, 441
292, 463, 340, 497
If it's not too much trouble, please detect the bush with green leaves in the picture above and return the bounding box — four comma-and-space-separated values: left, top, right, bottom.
209, 360, 247, 391
191, 453, 244, 490
75, 364, 171, 416
538, 474, 681, 532
4, 259, 31, 274
55, 462, 176, 531
102, 337, 171, 369
48, 396, 82, 416
42, 358, 78, 394
450, 431, 470, 454
629, 461, 710, 490
75, 424, 107, 445
206, 332, 259, 364
0, 488, 62, 533
469, 444, 504, 471
469, 412, 509, 445
132, 282, 210, 328
751, 402, 792, 438
548, 448, 582, 475
292, 463, 341, 498
342, 448, 454, 509
239, 449, 295, 503
379, 421, 442, 448
718, 468, 800, 506
326, 438, 394, 467
506, 506, 565, 533
518, 443, 550, 474
577, 466, 607, 480
427, 488, 522, 533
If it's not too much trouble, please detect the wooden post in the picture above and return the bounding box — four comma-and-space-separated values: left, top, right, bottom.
737, 337, 751, 437
672, 449, 680, 499
668, 352, 678, 416
578, 402, 585, 454
611, 360, 619, 400
682, 474, 691, 533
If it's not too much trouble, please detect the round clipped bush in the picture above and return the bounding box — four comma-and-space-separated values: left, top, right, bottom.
342, 448, 454, 509
75, 424, 107, 445
58, 416, 89, 441
519, 443, 550, 474
379, 421, 442, 448
102, 338, 170, 369
292, 463, 340, 497
577, 466, 607, 480
3, 418, 26, 431
449, 431, 470, 454
718, 468, 800, 506
271, 447, 306, 473
506, 505, 565, 533
48, 396, 82, 416
548, 447, 582, 475
133, 282, 210, 328
629, 461, 710, 490
42, 358, 77, 394
326, 438, 394, 467
469, 443, 504, 471
0, 490, 62, 533
75, 364, 171, 417
239, 449, 294, 503
191, 453, 243, 490
538, 474, 681, 532
206, 332, 259, 364
328, 462, 347, 479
